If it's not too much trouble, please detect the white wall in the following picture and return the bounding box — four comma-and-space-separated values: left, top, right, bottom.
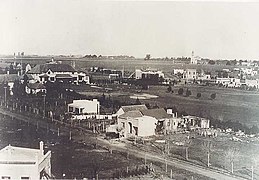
137, 116, 157, 137
0, 163, 39, 180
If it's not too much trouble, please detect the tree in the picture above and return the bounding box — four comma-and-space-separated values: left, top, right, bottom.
202, 140, 213, 167
178, 88, 184, 95
211, 93, 216, 100
224, 147, 239, 174
208, 60, 216, 65
144, 54, 151, 60
197, 92, 201, 99
185, 89, 191, 97
167, 85, 172, 93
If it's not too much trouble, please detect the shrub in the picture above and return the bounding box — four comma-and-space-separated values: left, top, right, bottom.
178, 88, 184, 95
211, 93, 216, 100
167, 85, 172, 92
186, 89, 191, 97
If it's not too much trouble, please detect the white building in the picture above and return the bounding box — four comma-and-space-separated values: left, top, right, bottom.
118, 110, 157, 137
68, 99, 100, 115
28, 61, 90, 84
183, 69, 197, 80
173, 69, 184, 75
246, 79, 259, 88
0, 141, 51, 180
182, 116, 210, 129
135, 68, 164, 80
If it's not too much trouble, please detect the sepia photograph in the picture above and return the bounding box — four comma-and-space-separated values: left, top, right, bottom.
0, 0, 259, 179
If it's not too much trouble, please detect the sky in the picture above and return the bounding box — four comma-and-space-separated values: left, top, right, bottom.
1, 0, 259, 59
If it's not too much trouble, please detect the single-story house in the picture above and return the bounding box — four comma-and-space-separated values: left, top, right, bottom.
68, 99, 100, 115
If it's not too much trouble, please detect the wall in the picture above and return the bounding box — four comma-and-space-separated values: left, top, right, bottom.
138, 116, 157, 137
0, 163, 38, 180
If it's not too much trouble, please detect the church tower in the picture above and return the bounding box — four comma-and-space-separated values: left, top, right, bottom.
190, 51, 197, 64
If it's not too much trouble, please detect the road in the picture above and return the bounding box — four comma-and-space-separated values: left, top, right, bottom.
0, 107, 248, 180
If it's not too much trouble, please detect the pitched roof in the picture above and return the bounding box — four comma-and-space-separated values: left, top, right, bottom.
140, 108, 170, 119
121, 104, 147, 113
119, 110, 143, 118
55, 74, 73, 78
29, 63, 76, 74
0, 145, 41, 163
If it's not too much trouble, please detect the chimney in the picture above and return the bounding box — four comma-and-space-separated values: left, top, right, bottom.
40, 141, 44, 155
175, 112, 178, 118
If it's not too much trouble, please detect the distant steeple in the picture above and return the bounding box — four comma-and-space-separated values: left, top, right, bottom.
190, 51, 197, 64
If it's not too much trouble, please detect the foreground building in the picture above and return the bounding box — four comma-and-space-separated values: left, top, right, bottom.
0, 141, 51, 180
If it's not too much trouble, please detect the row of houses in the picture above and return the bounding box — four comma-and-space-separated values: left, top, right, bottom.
66, 100, 210, 138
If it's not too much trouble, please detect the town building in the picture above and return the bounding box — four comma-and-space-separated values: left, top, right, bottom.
68, 99, 100, 115
0, 141, 51, 180
135, 68, 164, 80
117, 110, 157, 137
28, 61, 89, 85
181, 115, 210, 129
183, 69, 197, 81
173, 69, 184, 75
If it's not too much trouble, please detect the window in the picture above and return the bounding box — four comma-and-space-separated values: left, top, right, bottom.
69, 106, 73, 112
1, 176, 11, 180
50, 77, 55, 81
21, 177, 30, 180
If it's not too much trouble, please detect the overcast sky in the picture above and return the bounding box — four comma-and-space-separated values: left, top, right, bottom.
1, 0, 259, 59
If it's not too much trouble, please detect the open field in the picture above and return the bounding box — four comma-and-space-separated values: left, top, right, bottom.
141, 85, 259, 127
75, 83, 259, 127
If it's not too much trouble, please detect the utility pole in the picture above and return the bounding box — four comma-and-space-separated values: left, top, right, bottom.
4, 86, 7, 107
43, 94, 46, 118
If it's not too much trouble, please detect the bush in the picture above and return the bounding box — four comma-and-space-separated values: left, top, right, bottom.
211, 93, 216, 100
178, 88, 184, 95
186, 89, 191, 97
167, 85, 172, 92
197, 92, 201, 98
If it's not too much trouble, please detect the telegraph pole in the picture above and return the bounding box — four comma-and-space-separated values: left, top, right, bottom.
4, 86, 7, 107
43, 94, 46, 118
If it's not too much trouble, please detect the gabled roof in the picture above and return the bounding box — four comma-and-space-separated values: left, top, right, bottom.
140, 108, 170, 119
119, 110, 143, 118
121, 104, 147, 113
55, 74, 73, 79
29, 63, 76, 74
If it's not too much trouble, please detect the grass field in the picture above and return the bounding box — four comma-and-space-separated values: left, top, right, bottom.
75, 83, 259, 127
